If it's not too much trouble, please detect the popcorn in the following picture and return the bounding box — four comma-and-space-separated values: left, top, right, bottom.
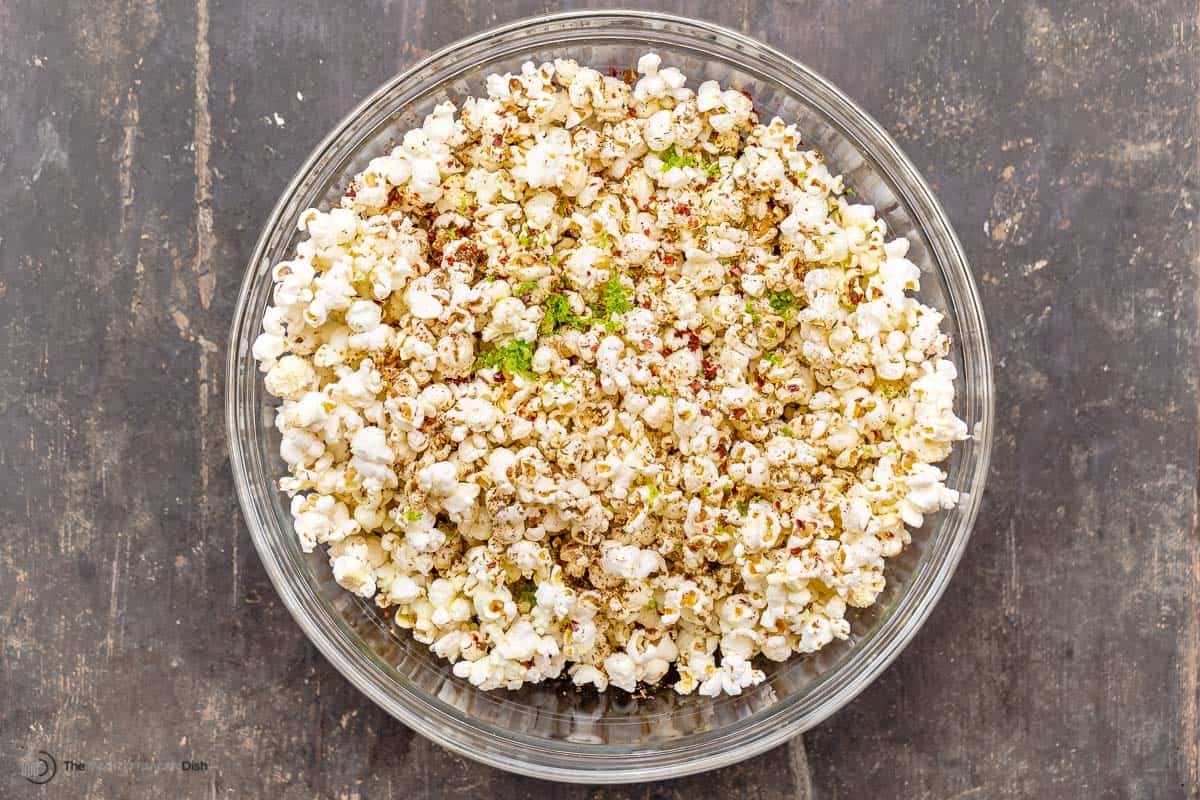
349, 426, 395, 492
255, 53, 966, 697
264, 355, 316, 400
601, 543, 664, 581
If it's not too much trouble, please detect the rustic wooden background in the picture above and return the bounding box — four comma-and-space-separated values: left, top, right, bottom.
2, 1, 1197, 797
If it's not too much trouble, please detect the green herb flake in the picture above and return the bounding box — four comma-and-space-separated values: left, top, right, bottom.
518, 230, 533, 248
645, 387, 672, 397
735, 499, 750, 516
515, 279, 540, 297
593, 274, 632, 324
659, 145, 696, 171
880, 385, 896, 397
845, 187, 857, 197
647, 598, 658, 611
765, 289, 798, 318
660, 146, 722, 178
745, 302, 760, 323
476, 339, 535, 377
539, 292, 590, 337
780, 427, 795, 438
405, 509, 424, 522
763, 352, 782, 367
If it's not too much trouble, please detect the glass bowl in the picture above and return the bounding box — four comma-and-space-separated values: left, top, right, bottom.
226, 10, 993, 784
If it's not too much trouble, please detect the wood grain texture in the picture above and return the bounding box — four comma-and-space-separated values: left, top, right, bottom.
0, 1, 1196, 797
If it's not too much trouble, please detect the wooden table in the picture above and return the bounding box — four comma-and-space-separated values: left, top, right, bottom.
2, 2, 1197, 797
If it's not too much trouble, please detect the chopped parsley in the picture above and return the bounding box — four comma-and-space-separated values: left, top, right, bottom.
646, 484, 661, 504
735, 499, 750, 516
539, 292, 590, 336
476, 339, 534, 377
763, 351, 783, 367
766, 289, 798, 318
645, 387, 672, 397
514, 279, 541, 296
880, 385, 897, 397
646, 598, 658, 611
745, 302, 760, 323
780, 427, 795, 438
405, 509, 424, 522
845, 186, 857, 197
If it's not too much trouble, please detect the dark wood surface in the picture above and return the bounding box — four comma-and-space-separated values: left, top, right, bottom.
2, 1, 1197, 797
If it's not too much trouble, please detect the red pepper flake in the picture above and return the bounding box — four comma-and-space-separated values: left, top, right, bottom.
662, 254, 676, 266
702, 358, 718, 380
847, 276, 866, 305
689, 380, 702, 393
492, 134, 503, 147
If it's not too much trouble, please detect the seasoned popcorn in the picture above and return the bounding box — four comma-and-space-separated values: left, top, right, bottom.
255, 55, 968, 696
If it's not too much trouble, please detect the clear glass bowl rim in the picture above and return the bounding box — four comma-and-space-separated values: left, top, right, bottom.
226, 9, 994, 784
